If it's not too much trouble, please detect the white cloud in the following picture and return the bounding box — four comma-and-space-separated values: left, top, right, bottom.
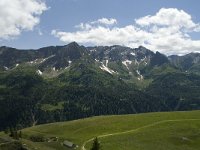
0, 0, 47, 39
52, 8, 200, 55
135, 8, 200, 31
75, 23, 92, 30
91, 18, 117, 25
75, 18, 117, 30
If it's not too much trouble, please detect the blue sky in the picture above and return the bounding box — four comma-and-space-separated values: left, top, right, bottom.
0, 0, 200, 55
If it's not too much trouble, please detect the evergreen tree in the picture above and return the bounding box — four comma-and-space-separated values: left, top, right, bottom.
90, 137, 101, 150
9, 127, 14, 137
19, 130, 22, 138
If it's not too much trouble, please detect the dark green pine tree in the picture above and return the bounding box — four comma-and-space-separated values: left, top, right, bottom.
90, 137, 101, 150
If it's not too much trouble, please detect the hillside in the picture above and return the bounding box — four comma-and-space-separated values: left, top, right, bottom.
1, 111, 200, 150
1, 42, 200, 130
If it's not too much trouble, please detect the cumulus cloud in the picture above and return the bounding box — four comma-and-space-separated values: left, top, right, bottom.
52, 8, 200, 55
0, 0, 47, 39
135, 8, 200, 31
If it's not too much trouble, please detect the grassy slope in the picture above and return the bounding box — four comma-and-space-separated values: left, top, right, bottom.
3, 111, 200, 150
98, 119, 200, 150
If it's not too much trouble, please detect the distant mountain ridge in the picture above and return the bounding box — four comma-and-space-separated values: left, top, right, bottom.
0, 42, 199, 70
1, 42, 200, 78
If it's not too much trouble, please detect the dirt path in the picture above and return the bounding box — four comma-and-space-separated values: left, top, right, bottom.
81, 118, 200, 150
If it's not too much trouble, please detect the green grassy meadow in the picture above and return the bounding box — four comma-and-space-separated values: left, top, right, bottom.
1, 110, 200, 150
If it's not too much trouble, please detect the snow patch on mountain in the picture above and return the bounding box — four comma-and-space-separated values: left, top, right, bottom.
130, 52, 136, 56
90, 49, 96, 52
41, 55, 55, 63
122, 60, 132, 70
4, 66, 8, 70
134, 60, 139, 65
37, 70, 43, 75
64, 60, 72, 70
136, 70, 143, 81
100, 62, 117, 74
100, 65, 115, 74
105, 60, 109, 66
68, 60, 72, 64
28, 59, 38, 64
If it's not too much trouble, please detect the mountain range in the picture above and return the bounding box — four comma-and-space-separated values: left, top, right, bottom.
0, 42, 200, 130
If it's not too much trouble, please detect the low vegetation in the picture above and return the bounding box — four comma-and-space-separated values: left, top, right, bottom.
0, 110, 199, 150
